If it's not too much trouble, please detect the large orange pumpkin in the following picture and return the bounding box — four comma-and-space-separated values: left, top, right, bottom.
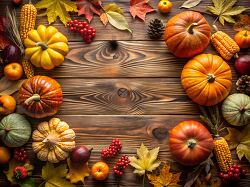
19, 76, 63, 118
164, 11, 211, 58
181, 54, 232, 106
169, 120, 213, 166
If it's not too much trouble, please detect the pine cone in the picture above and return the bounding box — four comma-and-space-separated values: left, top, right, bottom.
147, 19, 164, 39
236, 75, 250, 95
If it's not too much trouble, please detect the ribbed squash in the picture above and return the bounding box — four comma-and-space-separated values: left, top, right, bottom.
181, 54, 232, 106
24, 25, 69, 70
32, 118, 76, 163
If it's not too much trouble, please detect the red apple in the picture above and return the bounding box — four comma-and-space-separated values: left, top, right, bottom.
70, 146, 92, 164
235, 55, 250, 75
12, 0, 23, 6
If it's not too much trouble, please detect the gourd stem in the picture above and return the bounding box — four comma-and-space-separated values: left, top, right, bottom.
207, 74, 216, 83
234, 53, 239, 58
244, 30, 248, 37
187, 139, 197, 149
24, 94, 41, 105
240, 107, 245, 114
5, 128, 11, 132
187, 23, 198, 34
36, 42, 48, 50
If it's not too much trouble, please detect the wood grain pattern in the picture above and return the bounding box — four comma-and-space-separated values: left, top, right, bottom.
0, 0, 250, 187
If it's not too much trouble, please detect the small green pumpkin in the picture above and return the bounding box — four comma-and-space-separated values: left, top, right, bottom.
0, 113, 31, 147
222, 93, 250, 126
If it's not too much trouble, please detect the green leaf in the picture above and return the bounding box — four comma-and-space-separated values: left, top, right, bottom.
42, 162, 68, 180
221, 0, 237, 13
223, 15, 236, 23
223, 6, 249, 16
207, 6, 219, 15
19, 178, 35, 187
180, 0, 202, 9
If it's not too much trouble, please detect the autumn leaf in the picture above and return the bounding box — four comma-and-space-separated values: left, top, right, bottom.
41, 162, 75, 187
0, 77, 25, 96
100, 3, 132, 33
147, 164, 181, 187
129, 143, 161, 176
234, 14, 250, 31
66, 159, 90, 184
35, 0, 78, 25
130, 0, 155, 21
180, 0, 202, 9
77, 0, 102, 23
207, 0, 249, 25
224, 126, 250, 162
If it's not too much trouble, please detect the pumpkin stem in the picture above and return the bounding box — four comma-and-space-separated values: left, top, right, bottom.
239, 107, 245, 114
36, 42, 48, 50
43, 134, 58, 147
24, 94, 41, 105
187, 139, 197, 149
207, 74, 216, 83
187, 23, 198, 34
244, 30, 248, 37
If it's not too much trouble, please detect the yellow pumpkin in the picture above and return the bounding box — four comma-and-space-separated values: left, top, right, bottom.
24, 25, 69, 70
32, 118, 76, 163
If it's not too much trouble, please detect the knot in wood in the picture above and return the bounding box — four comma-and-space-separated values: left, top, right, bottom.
152, 127, 168, 140
117, 88, 129, 98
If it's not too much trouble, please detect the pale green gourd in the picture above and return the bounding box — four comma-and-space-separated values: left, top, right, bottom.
0, 113, 31, 147
222, 93, 250, 126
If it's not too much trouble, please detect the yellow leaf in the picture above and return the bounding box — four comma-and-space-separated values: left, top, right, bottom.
35, 0, 78, 25
66, 159, 90, 184
103, 3, 123, 14
224, 126, 250, 162
147, 164, 181, 187
129, 143, 161, 176
100, 13, 108, 26
41, 162, 75, 187
3, 159, 20, 184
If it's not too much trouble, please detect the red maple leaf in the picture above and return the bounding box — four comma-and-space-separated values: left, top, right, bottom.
130, 0, 155, 21
76, 0, 102, 23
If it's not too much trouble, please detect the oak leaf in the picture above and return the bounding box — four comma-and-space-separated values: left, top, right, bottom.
207, 0, 249, 25
129, 143, 161, 176
35, 0, 78, 25
130, 0, 155, 21
66, 159, 90, 184
234, 14, 250, 31
100, 3, 132, 33
224, 126, 250, 162
41, 162, 75, 187
147, 164, 181, 187
77, 0, 102, 22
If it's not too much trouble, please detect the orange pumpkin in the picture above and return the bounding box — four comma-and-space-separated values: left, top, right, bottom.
181, 54, 232, 106
234, 30, 250, 49
164, 11, 211, 58
169, 120, 213, 166
19, 76, 63, 118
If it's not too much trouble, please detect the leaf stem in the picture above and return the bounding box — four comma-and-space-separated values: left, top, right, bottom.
38, 180, 46, 187
213, 16, 219, 24
142, 173, 145, 187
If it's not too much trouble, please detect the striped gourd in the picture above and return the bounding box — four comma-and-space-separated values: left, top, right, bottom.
211, 25, 240, 60
20, 2, 37, 78
200, 106, 233, 173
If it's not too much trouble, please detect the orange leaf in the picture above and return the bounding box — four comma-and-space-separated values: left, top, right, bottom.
234, 14, 250, 31
147, 164, 181, 187
130, 0, 155, 21
100, 13, 108, 25
66, 159, 90, 184
77, 0, 102, 23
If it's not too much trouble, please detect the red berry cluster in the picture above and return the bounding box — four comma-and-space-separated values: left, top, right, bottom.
113, 155, 130, 176
14, 148, 28, 162
13, 166, 28, 180
66, 19, 96, 44
101, 138, 122, 159
219, 164, 247, 182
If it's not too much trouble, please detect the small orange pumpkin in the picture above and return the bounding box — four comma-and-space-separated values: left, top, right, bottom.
181, 54, 232, 106
164, 11, 211, 58
234, 30, 250, 49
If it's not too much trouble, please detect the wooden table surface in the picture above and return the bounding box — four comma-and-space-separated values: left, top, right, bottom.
0, 0, 250, 186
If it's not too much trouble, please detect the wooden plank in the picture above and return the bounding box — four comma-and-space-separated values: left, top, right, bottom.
15, 78, 237, 115
0, 115, 250, 186
36, 41, 240, 78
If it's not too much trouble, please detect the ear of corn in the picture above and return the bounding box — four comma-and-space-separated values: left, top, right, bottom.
211, 30, 240, 60
20, 3, 37, 78
213, 136, 233, 173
